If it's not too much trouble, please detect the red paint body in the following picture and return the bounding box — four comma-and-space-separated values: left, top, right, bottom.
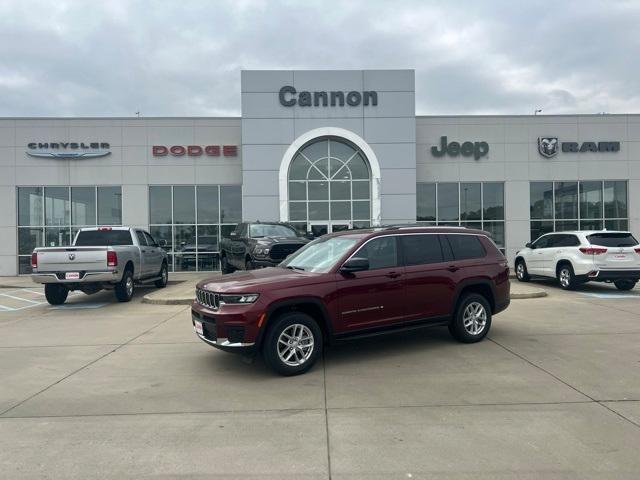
191, 227, 510, 353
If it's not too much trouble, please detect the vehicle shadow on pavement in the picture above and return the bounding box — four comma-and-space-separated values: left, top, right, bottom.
523, 277, 639, 294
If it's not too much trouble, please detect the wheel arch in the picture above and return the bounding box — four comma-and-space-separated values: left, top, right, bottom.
555, 259, 573, 276
452, 279, 496, 314
256, 297, 334, 350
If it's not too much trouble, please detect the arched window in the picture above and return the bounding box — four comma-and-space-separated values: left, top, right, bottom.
287, 137, 372, 236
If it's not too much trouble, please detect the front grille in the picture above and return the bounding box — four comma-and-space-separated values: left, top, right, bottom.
269, 243, 303, 261
196, 288, 219, 310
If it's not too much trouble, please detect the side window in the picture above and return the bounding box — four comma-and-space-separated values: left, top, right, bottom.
447, 234, 486, 260
355, 236, 398, 270
237, 223, 247, 237
401, 235, 443, 266
554, 234, 576, 247
135, 230, 147, 246
144, 232, 158, 247
545, 234, 561, 248
533, 235, 551, 249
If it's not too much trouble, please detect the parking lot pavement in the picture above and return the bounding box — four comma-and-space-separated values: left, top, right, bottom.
0, 280, 639, 478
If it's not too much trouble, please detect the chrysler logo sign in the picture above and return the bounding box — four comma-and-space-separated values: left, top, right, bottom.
537, 137, 620, 158
27, 142, 111, 159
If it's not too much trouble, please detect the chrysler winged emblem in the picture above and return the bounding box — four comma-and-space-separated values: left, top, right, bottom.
538, 137, 559, 158
68, 253, 76, 260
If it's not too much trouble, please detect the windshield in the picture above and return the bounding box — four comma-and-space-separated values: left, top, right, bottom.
250, 224, 297, 238
280, 236, 358, 273
75, 230, 133, 246
587, 233, 638, 247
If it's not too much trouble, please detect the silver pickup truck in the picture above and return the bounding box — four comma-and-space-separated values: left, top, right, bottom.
31, 227, 169, 305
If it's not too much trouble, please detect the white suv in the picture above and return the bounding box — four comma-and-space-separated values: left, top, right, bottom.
515, 231, 640, 290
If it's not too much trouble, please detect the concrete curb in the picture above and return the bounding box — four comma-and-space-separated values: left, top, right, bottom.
142, 295, 193, 305
511, 289, 547, 299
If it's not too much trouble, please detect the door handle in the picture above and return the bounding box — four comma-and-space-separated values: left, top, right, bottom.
385, 272, 401, 279
447, 265, 460, 273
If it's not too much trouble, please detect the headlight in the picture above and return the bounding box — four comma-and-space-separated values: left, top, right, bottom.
254, 248, 269, 256
220, 294, 259, 304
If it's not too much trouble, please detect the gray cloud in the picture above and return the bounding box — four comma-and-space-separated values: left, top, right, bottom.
0, 0, 638, 116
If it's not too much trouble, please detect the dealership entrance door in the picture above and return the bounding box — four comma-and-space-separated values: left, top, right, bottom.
309, 222, 351, 237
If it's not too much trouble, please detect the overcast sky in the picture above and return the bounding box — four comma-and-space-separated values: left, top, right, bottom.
0, 0, 638, 117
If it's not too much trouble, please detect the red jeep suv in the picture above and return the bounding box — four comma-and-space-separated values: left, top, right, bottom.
191, 226, 510, 375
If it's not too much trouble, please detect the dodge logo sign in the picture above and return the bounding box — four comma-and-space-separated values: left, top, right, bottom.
538, 137, 559, 158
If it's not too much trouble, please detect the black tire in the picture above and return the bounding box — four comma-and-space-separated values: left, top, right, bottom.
221, 254, 234, 274
44, 284, 68, 305
245, 258, 254, 271
115, 268, 134, 302
515, 259, 530, 282
262, 311, 323, 376
154, 262, 168, 288
557, 263, 576, 290
614, 279, 637, 291
449, 293, 492, 343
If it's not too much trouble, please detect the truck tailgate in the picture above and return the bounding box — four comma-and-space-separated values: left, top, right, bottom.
36, 247, 109, 272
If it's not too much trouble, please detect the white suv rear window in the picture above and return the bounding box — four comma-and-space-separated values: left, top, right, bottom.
587, 233, 638, 247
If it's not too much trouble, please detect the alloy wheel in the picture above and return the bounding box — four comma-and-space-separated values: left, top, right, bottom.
462, 302, 487, 335
277, 324, 314, 367
516, 263, 524, 279
126, 276, 134, 296
559, 268, 571, 288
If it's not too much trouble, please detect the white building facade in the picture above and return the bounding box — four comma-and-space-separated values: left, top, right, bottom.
1, 69, 638, 275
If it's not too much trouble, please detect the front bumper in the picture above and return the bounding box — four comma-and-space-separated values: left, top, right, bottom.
191, 304, 259, 354
586, 269, 640, 281
32, 270, 120, 284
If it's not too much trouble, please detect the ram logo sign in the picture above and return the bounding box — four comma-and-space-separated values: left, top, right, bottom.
537, 137, 620, 157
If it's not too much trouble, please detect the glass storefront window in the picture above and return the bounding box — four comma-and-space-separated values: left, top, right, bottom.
437, 183, 459, 222
149, 186, 172, 224
286, 137, 372, 234
18, 187, 43, 226
417, 182, 506, 249
71, 187, 96, 226
97, 186, 122, 225
45, 187, 70, 226
17, 186, 123, 274
530, 182, 553, 220
529, 181, 628, 240
460, 183, 481, 221
149, 185, 241, 272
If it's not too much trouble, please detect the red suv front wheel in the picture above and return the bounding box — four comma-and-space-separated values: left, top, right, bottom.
262, 311, 323, 376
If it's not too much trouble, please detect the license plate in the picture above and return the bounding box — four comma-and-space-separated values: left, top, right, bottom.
613, 255, 627, 260
194, 320, 204, 336
65, 272, 80, 280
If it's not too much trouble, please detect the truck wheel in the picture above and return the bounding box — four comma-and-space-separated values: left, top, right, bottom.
245, 258, 254, 270
221, 254, 234, 274
44, 284, 68, 305
449, 293, 492, 343
262, 311, 323, 376
154, 262, 168, 288
115, 269, 134, 302
614, 279, 637, 291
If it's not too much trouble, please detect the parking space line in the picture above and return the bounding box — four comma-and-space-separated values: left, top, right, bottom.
0, 293, 41, 304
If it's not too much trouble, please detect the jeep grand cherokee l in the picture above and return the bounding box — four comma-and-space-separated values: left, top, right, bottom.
192, 226, 510, 376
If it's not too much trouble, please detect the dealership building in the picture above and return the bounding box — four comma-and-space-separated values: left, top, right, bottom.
1, 69, 638, 275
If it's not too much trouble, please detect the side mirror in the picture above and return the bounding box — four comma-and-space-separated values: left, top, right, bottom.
340, 257, 369, 273
159, 239, 167, 247
525, 242, 532, 249
305, 232, 314, 240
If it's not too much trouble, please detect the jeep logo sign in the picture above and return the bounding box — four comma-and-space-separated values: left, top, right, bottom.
279, 86, 378, 107
431, 136, 489, 160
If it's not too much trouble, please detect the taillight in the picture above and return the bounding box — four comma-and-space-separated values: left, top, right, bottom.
98, 227, 112, 231
635, 247, 640, 254
31, 252, 38, 268
579, 247, 608, 255
107, 251, 118, 267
